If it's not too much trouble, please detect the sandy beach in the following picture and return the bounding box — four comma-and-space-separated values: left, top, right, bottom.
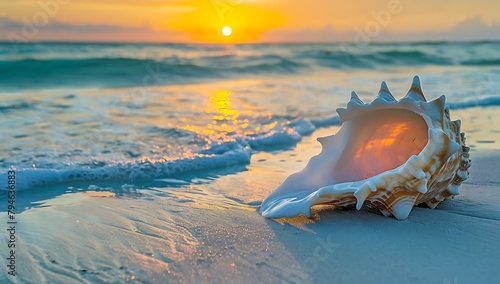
3, 124, 499, 284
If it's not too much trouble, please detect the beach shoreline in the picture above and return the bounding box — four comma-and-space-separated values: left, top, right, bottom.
3, 125, 499, 284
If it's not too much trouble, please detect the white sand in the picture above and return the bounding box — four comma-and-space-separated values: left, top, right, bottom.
3, 127, 500, 284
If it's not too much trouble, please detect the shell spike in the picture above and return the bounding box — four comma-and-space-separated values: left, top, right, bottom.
380, 81, 390, 93
404, 75, 427, 102
391, 197, 416, 220
376, 81, 396, 102
347, 91, 364, 109
336, 107, 347, 121
412, 75, 421, 89
350, 91, 363, 103
431, 95, 446, 110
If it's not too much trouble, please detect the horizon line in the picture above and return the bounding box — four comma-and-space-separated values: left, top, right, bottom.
1, 39, 499, 45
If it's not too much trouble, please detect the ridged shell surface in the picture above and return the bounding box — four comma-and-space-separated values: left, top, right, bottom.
259, 76, 471, 220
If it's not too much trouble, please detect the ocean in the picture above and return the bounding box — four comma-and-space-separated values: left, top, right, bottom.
0, 41, 499, 190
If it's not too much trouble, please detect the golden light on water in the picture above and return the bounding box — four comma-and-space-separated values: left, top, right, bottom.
182, 90, 275, 144
222, 26, 232, 37
182, 89, 289, 148
207, 90, 240, 134
183, 90, 242, 141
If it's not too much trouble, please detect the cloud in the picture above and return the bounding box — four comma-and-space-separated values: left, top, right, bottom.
45, 22, 150, 32
0, 16, 188, 43
0, 16, 150, 32
452, 16, 494, 32
262, 17, 500, 43
1, 15, 499, 43
448, 16, 500, 40
0, 17, 24, 29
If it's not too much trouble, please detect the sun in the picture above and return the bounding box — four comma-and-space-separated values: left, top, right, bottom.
221, 26, 232, 37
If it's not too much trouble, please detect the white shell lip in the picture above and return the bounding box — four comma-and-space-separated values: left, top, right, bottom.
260, 76, 470, 220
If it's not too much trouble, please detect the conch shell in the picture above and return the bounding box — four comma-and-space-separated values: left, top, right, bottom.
260, 76, 471, 220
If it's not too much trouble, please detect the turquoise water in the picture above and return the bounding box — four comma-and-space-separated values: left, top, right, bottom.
1, 41, 500, 191
1, 42, 500, 90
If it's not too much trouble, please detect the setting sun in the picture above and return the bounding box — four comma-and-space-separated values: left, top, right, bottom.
222, 26, 232, 37
168, 2, 285, 43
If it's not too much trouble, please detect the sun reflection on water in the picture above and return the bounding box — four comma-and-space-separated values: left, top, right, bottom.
183, 90, 266, 144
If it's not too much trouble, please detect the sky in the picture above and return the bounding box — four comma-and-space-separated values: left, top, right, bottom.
1, 0, 500, 43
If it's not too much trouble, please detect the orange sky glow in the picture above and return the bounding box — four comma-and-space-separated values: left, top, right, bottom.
1, 0, 500, 43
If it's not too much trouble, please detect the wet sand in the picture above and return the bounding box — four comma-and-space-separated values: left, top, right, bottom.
3, 126, 500, 284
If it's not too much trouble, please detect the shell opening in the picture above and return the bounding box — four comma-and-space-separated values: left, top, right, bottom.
333, 109, 428, 183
